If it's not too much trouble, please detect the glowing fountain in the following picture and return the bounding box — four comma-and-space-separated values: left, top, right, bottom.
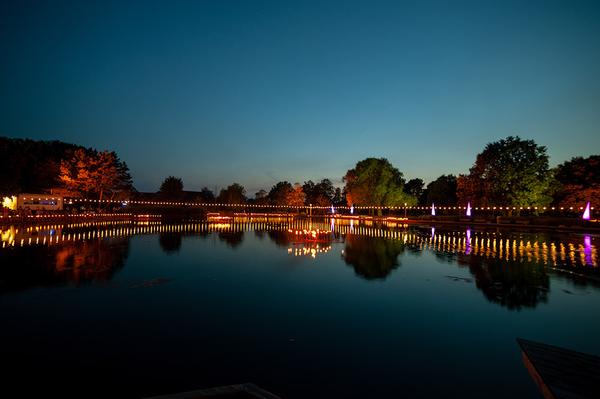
331, 205, 335, 214
431, 203, 436, 216
582, 202, 591, 220
466, 202, 472, 217
350, 205, 354, 214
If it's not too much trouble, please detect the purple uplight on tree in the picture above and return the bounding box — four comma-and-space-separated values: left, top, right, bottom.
331, 205, 335, 214
582, 202, 591, 220
431, 203, 436, 216
466, 202, 472, 217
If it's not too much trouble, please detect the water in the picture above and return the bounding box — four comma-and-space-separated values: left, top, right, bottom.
1, 218, 599, 398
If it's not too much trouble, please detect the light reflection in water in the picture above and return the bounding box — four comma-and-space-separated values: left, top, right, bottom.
0, 219, 597, 268
466, 228, 471, 255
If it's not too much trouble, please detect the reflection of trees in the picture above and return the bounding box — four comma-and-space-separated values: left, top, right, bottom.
218, 231, 244, 248
455, 253, 549, 310
158, 233, 182, 254
342, 235, 405, 280
267, 230, 294, 247
0, 238, 130, 294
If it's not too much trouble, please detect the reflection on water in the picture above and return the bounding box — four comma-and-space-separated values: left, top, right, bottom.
0, 219, 598, 310
342, 235, 405, 279
0, 236, 130, 294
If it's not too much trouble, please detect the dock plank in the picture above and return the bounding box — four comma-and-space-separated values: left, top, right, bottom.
517, 338, 600, 399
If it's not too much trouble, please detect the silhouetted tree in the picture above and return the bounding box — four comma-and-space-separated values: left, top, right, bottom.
0, 137, 84, 195
254, 189, 269, 205
405, 178, 425, 202
217, 183, 246, 204
425, 175, 457, 206
197, 187, 215, 203
457, 136, 554, 207
158, 176, 184, 199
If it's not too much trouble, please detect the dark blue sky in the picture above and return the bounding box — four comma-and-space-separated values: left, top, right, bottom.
2, 0, 599, 193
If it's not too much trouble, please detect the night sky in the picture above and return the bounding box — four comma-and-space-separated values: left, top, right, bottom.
1, 0, 599, 194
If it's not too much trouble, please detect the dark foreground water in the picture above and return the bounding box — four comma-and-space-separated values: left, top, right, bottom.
1, 218, 599, 398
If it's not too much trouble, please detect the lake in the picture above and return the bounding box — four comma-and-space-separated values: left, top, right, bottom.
1, 218, 598, 398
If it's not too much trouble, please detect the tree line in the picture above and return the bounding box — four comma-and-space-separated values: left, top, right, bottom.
1, 135, 598, 209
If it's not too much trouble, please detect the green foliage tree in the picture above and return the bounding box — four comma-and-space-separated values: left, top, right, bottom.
159, 176, 184, 199
425, 175, 457, 205
457, 136, 554, 207
553, 155, 600, 207
217, 183, 246, 204
343, 158, 416, 213
60, 149, 133, 207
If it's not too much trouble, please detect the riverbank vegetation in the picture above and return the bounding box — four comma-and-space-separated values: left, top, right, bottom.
1, 136, 598, 210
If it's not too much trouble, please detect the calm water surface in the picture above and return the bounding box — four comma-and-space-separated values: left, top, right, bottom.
1, 218, 599, 398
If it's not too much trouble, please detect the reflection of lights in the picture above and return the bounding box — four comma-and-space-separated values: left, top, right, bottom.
466, 229, 471, 255
584, 235, 593, 266
288, 244, 332, 258
431, 227, 435, 239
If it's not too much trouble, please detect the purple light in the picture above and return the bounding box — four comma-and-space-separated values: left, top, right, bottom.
466, 228, 471, 255
466, 202, 471, 217
582, 202, 591, 220
350, 205, 354, 214
584, 235, 593, 266
431, 203, 436, 216
331, 205, 335, 214
431, 227, 435, 239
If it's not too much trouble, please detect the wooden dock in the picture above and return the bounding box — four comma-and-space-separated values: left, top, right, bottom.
517, 338, 600, 399
145, 383, 281, 399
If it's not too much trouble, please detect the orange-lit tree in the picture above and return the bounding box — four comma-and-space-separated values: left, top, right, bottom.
59, 149, 133, 208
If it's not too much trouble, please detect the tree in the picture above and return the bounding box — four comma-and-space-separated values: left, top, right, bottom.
553, 155, 600, 207
197, 187, 215, 203
425, 175, 457, 205
343, 158, 416, 212
159, 176, 184, 199
60, 149, 133, 207
303, 179, 335, 206
285, 183, 305, 207
268, 181, 293, 205
254, 189, 269, 205
457, 136, 554, 207
217, 183, 246, 204
405, 178, 424, 201
0, 137, 82, 195
332, 187, 346, 206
